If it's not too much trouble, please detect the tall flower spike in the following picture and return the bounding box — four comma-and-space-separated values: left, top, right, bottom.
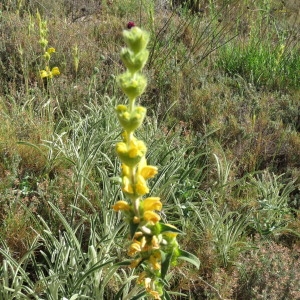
112, 25, 199, 300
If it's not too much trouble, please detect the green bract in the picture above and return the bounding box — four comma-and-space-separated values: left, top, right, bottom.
116, 140, 147, 168
123, 27, 149, 54
121, 48, 149, 73
116, 105, 146, 133
117, 71, 147, 101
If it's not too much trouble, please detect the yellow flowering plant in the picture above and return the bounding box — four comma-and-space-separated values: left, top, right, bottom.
37, 11, 60, 82
113, 25, 200, 299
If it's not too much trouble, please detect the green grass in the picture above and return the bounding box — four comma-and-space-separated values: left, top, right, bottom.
0, 0, 300, 299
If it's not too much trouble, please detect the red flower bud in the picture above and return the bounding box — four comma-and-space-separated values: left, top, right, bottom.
127, 21, 135, 29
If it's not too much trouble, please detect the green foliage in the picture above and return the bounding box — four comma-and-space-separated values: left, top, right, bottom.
191, 200, 250, 268
0, 203, 128, 299
216, 37, 300, 90
249, 171, 296, 237
216, 1, 300, 90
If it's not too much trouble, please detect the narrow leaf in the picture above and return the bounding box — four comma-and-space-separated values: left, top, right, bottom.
161, 250, 173, 280
177, 249, 200, 269
159, 223, 183, 234
114, 283, 126, 300
163, 290, 172, 300
129, 221, 139, 239
131, 291, 147, 300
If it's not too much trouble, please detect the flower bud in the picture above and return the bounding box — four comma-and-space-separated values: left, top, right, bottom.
127, 21, 135, 29
43, 51, 51, 61
120, 48, 149, 73
117, 71, 147, 101
116, 105, 146, 133
39, 38, 48, 48
123, 27, 149, 53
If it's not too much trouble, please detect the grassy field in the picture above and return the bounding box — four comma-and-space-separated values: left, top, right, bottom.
0, 0, 300, 299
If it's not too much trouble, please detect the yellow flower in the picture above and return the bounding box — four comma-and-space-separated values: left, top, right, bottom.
47, 47, 56, 54
144, 277, 161, 300
122, 175, 134, 194
51, 67, 60, 76
112, 200, 130, 211
138, 157, 158, 179
40, 66, 60, 79
121, 164, 130, 176
129, 140, 147, 158
143, 197, 162, 211
144, 211, 161, 223
140, 236, 146, 248
128, 236, 146, 256
149, 252, 161, 270
144, 277, 152, 290
116, 139, 147, 167
43, 48, 56, 61
128, 241, 142, 256
135, 175, 149, 196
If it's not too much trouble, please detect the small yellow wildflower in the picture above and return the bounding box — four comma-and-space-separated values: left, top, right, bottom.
149, 252, 161, 270
43, 48, 56, 61
128, 140, 147, 158
140, 236, 147, 248
138, 157, 158, 179
143, 211, 161, 223
121, 163, 130, 176
144, 277, 152, 290
112, 200, 131, 211
116, 139, 147, 167
47, 47, 56, 54
143, 197, 162, 211
133, 231, 144, 239
122, 176, 134, 194
135, 175, 149, 195
144, 277, 161, 300
40, 66, 60, 79
128, 241, 142, 256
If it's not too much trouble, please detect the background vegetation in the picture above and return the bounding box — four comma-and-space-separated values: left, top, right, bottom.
0, 0, 299, 299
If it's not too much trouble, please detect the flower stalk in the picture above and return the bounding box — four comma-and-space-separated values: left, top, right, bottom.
37, 11, 60, 81
112, 25, 199, 299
